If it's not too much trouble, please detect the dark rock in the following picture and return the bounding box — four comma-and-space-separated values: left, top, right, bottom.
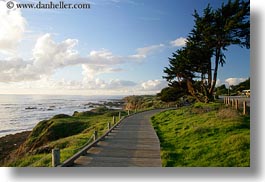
25, 107, 37, 110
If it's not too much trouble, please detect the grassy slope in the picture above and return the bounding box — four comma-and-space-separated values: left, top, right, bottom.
151, 102, 250, 167
7, 108, 126, 167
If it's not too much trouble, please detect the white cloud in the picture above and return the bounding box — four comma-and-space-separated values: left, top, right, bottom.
141, 79, 167, 91
0, 33, 166, 84
0, 6, 168, 94
107, 79, 137, 89
81, 64, 122, 82
225, 77, 248, 86
214, 77, 248, 88
170, 37, 187, 47
87, 49, 124, 65
0, 33, 80, 82
130, 44, 164, 59
0, 1, 26, 53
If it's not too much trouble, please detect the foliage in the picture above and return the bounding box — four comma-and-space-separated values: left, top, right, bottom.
214, 78, 250, 96
230, 77, 250, 94
157, 86, 186, 102
7, 107, 127, 167
123, 95, 175, 110
215, 84, 228, 96
22, 117, 89, 151
163, 0, 250, 102
151, 103, 250, 167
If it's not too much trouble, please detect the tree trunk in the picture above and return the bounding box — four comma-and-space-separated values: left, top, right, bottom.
186, 79, 201, 102
209, 48, 220, 95
207, 58, 212, 90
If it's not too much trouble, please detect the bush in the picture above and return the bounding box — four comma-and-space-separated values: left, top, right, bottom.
73, 111, 98, 117
90, 106, 112, 113
52, 114, 72, 119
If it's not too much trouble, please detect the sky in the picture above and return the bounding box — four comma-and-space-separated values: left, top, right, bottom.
0, 0, 250, 95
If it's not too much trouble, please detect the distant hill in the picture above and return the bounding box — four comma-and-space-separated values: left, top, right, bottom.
230, 78, 250, 93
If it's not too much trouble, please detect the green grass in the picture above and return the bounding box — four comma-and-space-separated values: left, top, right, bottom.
151, 102, 250, 167
7, 107, 126, 167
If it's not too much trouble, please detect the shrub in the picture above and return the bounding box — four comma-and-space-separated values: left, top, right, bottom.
216, 108, 239, 119
73, 111, 98, 117
52, 114, 72, 119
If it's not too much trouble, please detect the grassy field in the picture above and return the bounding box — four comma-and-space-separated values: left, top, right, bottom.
151, 102, 250, 167
7, 107, 127, 167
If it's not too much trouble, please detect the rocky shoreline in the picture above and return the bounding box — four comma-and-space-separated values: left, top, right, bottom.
0, 131, 31, 165
0, 95, 165, 166
0, 100, 124, 166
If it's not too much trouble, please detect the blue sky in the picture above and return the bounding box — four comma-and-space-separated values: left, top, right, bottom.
0, 0, 250, 95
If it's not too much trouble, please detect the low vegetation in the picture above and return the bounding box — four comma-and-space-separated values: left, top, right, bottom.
123, 95, 177, 111
123, 95, 160, 110
4, 96, 250, 167
151, 102, 250, 167
6, 107, 127, 167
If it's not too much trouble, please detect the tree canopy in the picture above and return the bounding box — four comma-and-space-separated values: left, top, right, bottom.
163, 0, 250, 103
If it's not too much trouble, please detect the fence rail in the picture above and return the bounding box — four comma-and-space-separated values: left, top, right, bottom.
23, 107, 172, 167
223, 97, 249, 115
53, 111, 134, 167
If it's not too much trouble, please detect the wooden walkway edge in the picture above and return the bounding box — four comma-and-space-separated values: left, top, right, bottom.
70, 109, 165, 167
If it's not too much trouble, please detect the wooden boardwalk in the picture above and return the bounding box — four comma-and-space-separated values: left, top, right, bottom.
72, 109, 164, 167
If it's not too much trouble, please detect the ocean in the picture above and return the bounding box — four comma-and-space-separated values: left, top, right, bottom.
0, 94, 124, 137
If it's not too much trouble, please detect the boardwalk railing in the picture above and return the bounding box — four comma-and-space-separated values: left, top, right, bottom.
53, 111, 134, 167
223, 97, 249, 115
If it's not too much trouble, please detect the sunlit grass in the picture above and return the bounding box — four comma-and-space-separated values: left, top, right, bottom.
151, 103, 250, 167
7, 108, 126, 167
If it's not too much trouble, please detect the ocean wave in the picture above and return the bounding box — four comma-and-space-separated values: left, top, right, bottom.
0, 95, 122, 137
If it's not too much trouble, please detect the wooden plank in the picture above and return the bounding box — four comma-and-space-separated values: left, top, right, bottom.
97, 141, 160, 150
74, 156, 162, 167
84, 147, 161, 158
70, 109, 166, 167
59, 115, 127, 167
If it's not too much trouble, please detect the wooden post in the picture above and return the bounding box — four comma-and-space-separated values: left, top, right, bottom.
135, 109, 137, 113
127, 110, 130, 115
113, 116, 116, 124
224, 97, 226, 104
235, 99, 239, 110
118, 112, 121, 120
52, 148, 60, 167
108, 122, 111, 130
231, 99, 234, 107
93, 130, 98, 141
227, 97, 230, 106
243, 101, 247, 115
